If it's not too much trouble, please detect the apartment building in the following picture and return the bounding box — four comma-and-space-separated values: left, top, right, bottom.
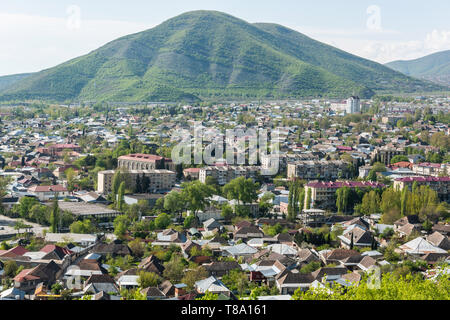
260, 153, 320, 175
381, 115, 406, 126
199, 165, 260, 185
412, 162, 450, 177
97, 169, 176, 194
183, 168, 201, 180
371, 147, 406, 166
393, 176, 450, 202
346, 96, 360, 114
287, 160, 351, 180
304, 181, 384, 210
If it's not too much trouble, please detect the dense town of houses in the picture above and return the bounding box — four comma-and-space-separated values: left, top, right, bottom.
0, 96, 449, 300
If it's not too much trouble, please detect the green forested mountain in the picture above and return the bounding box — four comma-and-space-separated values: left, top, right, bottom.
0, 11, 444, 102
385, 50, 450, 87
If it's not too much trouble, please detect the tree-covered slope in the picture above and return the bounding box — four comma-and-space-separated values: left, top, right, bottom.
0, 73, 34, 92
0, 11, 444, 102
385, 50, 450, 87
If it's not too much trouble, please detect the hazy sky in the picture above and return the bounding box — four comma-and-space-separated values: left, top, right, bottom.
1, 0, 449, 76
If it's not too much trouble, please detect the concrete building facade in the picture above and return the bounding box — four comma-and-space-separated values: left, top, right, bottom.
97, 169, 176, 194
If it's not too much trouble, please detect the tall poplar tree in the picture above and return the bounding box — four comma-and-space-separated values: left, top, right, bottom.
50, 193, 59, 233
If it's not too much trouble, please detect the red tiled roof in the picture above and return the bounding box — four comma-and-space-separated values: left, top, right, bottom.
118, 153, 172, 162
50, 144, 80, 149
28, 185, 68, 193
14, 267, 40, 282
395, 176, 450, 182
0, 245, 28, 258
40, 244, 73, 256
416, 162, 442, 168
306, 181, 384, 189
390, 161, 412, 169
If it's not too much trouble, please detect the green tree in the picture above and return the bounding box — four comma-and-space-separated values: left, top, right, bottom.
299, 261, 321, 274
134, 174, 142, 193
299, 187, 305, 212
222, 269, 249, 297
306, 188, 312, 210
287, 180, 301, 221
69, 219, 95, 234
360, 190, 381, 215
113, 215, 131, 239
137, 271, 161, 288
221, 204, 235, 221
117, 181, 125, 211
15, 196, 39, 220
51, 283, 63, 294
142, 175, 150, 193
50, 195, 60, 233
183, 215, 196, 229
380, 187, 401, 215
181, 181, 213, 218
259, 192, 275, 217
223, 177, 259, 207
3, 260, 18, 277
292, 272, 450, 300
182, 266, 208, 290
164, 191, 186, 214
29, 204, 48, 225
111, 170, 123, 201
163, 255, 185, 283
154, 213, 171, 229
65, 168, 76, 193
14, 219, 32, 236
400, 187, 408, 217
367, 170, 377, 182
196, 292, 219, 300
336, 187, 351, 214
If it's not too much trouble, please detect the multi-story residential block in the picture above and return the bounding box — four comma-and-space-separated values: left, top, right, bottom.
97, 169, 176, 194
199, 165, 260, 185
304, 181, 384, 209
371, 147, 406, 165
393, 176, 450, 202
412, 162, 450, 177
117, 153, 175, 171
183, 168, 201, 180
260, 153, 320, 176
358, 165, 372, 178
381, 115, 406, 126
346, 96, 360, 114
287, 160, 351, 180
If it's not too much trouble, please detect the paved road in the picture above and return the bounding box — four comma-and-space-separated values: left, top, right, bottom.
0, 214, 47, 238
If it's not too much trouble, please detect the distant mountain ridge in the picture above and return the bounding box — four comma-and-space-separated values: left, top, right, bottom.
385, 50, 450, 87
0, 10, 444, 102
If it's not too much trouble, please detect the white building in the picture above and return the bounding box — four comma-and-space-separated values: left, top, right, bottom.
346, 96, 360, 114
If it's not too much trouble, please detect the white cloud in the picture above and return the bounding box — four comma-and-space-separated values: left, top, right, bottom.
359, 30, 450, 63
0, 12, 155, 76
292, 25, 450, 64
424, 30, 450, 51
